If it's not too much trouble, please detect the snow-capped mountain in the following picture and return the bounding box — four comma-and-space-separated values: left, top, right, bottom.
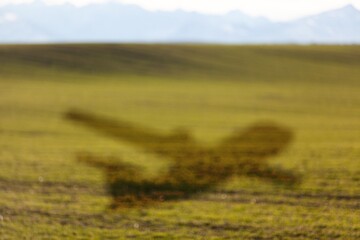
0, 2, 359, 43
267, 5, 360, 43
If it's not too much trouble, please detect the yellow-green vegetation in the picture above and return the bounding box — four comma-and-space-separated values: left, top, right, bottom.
0, 44, 359, 239
65, 109, 298, 208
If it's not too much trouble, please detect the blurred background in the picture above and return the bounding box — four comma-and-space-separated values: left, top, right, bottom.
0, 0, 360, 44
0, 1, 359, 239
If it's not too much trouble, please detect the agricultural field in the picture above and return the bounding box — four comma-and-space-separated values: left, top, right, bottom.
0, 44, 359, 239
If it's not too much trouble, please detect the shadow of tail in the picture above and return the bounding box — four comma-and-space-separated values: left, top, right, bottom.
77, 153, 212, 208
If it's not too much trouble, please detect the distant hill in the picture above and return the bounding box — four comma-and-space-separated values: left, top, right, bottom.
0, 2, 359, 43
263, 5, 360, 43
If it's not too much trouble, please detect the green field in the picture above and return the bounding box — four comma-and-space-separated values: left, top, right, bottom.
0, 44, 359, 239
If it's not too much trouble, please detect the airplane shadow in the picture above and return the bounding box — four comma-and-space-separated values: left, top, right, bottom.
65, 109, 301, 208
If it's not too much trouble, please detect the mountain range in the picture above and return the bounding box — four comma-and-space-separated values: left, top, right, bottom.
0, 1, 359, 43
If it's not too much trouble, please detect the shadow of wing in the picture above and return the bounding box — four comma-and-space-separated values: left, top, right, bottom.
219, 123, 293, 159
65, 109, 195, 158
217, 123, 300, 184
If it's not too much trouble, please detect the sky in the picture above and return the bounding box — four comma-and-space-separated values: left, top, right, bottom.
1, 0, 360, 21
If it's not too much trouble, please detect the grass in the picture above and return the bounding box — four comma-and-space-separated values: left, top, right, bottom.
0, 44, 359, 239
65, 109, 299, 208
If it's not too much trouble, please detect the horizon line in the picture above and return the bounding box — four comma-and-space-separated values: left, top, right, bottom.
0, 0, 359, 22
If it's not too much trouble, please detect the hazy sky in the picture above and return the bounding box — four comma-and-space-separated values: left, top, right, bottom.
1, 0, 360, 21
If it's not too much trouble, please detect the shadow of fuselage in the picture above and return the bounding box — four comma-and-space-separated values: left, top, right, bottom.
65, 109, 300, 208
